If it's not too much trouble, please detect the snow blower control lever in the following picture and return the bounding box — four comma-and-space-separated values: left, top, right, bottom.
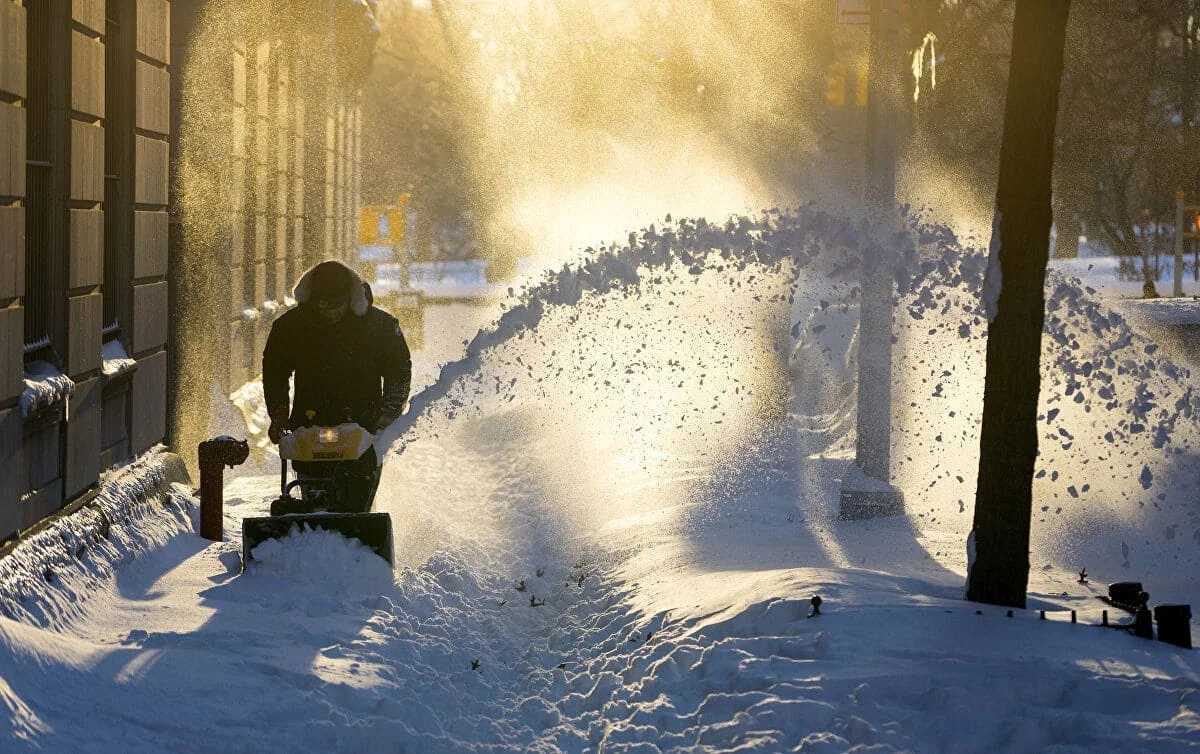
198, 436, 250, 542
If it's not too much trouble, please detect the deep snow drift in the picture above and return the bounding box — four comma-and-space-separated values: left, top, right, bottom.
0, 208, 1198, 752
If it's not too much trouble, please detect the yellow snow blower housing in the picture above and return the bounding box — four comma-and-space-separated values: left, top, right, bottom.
241, 424, 393, 568
279, 422, 374, 462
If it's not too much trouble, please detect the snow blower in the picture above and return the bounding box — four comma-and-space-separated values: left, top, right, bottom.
241, 423, 393, 568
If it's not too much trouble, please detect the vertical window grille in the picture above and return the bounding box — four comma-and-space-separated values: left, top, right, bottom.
103, 0, 133, 339
23, 0, 51, 358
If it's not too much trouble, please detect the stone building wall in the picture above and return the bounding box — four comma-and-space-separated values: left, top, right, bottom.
0, 0, 377, 541
0, 0, 27, 540
0, 0, 172, 543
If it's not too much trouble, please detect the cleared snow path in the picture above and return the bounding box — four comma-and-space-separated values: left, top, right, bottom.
2, 210, 1199, 752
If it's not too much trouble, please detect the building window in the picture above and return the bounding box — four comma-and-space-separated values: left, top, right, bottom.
23, 0, 51, 359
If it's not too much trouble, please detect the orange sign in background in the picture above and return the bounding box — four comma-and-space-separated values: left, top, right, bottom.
359, 193, 412, 246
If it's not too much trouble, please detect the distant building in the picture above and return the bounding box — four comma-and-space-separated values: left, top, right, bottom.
0, 0, 378, 543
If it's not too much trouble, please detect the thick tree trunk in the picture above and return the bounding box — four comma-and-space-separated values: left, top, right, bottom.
966, 0, 1071, 609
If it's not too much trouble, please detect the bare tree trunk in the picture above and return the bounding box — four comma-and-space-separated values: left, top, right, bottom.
1187, 0, 1199, 201
966, 0, 1071, 609
1143, 223, 1161, 298
1052, 191, 1080, 259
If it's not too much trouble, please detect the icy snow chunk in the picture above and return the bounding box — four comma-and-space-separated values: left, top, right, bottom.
19, 361, 74, 417
230, 379, 278, 450
1139, 465, 1153, 490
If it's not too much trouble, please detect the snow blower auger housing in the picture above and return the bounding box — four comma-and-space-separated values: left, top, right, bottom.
242, 423, 393, 568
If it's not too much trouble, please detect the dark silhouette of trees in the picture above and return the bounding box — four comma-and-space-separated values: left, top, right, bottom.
910, 1, 1196, 274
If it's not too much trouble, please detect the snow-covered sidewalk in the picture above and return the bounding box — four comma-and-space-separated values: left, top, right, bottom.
1, 437, 1195, 752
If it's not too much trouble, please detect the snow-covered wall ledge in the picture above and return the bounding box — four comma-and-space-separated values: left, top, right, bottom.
19, 361, 74, 418
0, 449, 194, 629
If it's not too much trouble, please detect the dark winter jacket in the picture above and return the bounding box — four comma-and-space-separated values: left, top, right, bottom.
263, 262, 411, 433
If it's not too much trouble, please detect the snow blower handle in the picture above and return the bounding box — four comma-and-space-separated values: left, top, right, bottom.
277, 424, 295, 495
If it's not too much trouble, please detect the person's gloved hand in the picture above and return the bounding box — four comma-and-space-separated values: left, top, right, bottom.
267, 405, 290, 444
376, 403, 406, 432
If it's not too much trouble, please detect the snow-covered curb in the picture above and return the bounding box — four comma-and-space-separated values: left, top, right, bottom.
0, 449, 195, 629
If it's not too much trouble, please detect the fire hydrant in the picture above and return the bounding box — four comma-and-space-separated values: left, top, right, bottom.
198, 436, 250, 541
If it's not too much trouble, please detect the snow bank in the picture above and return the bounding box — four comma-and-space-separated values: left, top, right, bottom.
0, 450, 194, 629
19, 362, 73, 418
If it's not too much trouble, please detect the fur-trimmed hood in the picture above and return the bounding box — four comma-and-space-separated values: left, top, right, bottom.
293, 260, 370, 317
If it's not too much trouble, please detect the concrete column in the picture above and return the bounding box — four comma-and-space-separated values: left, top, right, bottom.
351, 101, 362, 258
272, 52, 290, 302
301, 54, 330, 270
291, 88, 305, 286
334, 97, 345, 260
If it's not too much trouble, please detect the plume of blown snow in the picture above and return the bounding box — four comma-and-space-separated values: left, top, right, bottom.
379, 206, 1200, 601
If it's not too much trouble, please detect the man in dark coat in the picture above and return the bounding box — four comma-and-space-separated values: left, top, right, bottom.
263, 260, 411, 510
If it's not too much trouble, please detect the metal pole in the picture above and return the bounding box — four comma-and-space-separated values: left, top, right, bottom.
860, 0, 896, 483
1176, 190, 1186, 297
840, 0, 905, 519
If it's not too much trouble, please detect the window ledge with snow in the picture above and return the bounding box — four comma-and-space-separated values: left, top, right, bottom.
101, 340, 138, 380
20, 361, 74, 419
